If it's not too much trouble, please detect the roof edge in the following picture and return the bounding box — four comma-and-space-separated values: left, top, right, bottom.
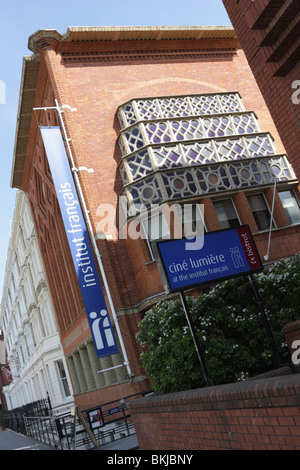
10, 55, 40, 189
28, 25, 237, 52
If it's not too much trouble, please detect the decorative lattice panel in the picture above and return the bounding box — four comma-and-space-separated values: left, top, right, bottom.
118, 134, 279, 185
117, 92, 245, 128
116, 93, 296, 208
124, 156, 295, 208
119, 113, 260, 155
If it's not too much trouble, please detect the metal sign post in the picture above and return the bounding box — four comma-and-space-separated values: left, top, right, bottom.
153, 226, 266, 387
248, 274, 295, 372
69, 406, 100, 450
179, 291, 213, 387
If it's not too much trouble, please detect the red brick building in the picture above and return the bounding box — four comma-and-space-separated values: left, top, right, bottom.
10, 26, 300, 410
222, 0, 300, 179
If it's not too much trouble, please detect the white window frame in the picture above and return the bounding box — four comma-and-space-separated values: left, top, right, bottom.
278, 188, 300, 226
213, 197, 241, 230
247, 192, 277, 232
141, 209, 171, 260
55, 359, 71, 399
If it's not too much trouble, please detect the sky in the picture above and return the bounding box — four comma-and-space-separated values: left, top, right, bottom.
0, 0, 231, 291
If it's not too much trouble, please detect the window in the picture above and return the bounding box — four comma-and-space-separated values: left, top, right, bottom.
278, 189, 300, 225
182, 203, 206, 238
142, 211, 171, 259
142, 212, 170, 241
55, 360, 71, 398
247, 194, 274, 231
213, 199, 240, 230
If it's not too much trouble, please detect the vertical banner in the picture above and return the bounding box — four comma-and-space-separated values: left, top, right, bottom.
40, 126, 118, 358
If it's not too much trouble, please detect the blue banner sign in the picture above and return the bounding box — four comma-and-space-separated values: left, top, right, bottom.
40, 126, 118, 358
154, 226, 263, 293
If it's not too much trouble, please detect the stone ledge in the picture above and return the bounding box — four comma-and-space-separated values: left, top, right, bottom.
129, 373, 300, 414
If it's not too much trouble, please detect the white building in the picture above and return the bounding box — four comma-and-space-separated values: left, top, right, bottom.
0, 190, 74, 415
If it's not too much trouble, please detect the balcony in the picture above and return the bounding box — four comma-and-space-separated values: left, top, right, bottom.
116, 93, 297, 211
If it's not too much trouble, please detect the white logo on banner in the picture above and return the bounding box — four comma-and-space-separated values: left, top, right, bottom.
230, 247, 245, 268
89, 310, 116, 351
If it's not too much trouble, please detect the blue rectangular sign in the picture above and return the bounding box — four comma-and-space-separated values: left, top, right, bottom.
154, 226, 263, 293
40, 126, 119, 358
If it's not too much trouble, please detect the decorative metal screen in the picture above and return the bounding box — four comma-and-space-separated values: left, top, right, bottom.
116, 92, 296, 209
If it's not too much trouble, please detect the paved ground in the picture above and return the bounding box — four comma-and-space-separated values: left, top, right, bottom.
0, 428, 54, 450
100, 434, 139, 450
0, 427, 139, 451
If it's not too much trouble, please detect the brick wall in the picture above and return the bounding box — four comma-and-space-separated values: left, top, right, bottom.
130, 374, 300, 450
222, 0, 300, 179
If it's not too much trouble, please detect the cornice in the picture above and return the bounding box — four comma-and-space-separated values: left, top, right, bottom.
11, 55, 40, 189
28, 26, 237, 53
62, 48, 237, 64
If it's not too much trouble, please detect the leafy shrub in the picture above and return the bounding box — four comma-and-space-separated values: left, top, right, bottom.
137, 254, 300, 394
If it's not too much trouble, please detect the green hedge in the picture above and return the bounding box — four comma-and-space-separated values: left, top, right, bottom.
137, 255, 300, 394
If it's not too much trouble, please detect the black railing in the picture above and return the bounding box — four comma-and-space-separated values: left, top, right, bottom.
23, 414, 75, 450
3, 397, 52, 435
3, 390, 153, 450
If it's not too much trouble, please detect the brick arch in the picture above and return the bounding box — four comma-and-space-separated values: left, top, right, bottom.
115, 77, 229, 102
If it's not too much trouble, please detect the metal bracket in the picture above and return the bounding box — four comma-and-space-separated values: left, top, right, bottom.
98, 363, 125, 373
78, 166, 94, 173
72, 166, 94, 173
33, 104, 77, 127
59, 104, 77, 112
